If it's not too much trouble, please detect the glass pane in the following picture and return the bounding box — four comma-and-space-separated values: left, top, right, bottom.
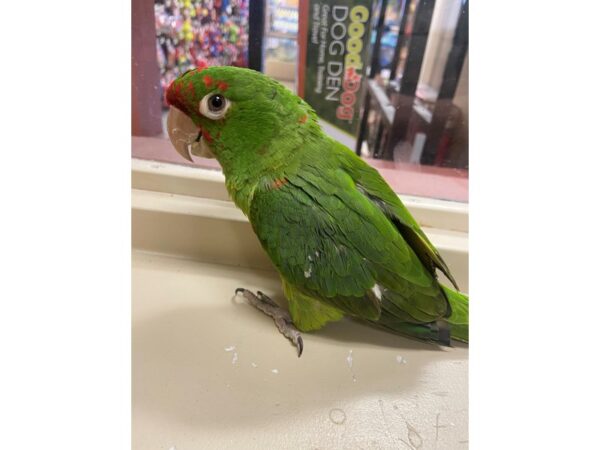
132, 0, 468, 202
264, 0, 298, 85
386, 0, 468, 170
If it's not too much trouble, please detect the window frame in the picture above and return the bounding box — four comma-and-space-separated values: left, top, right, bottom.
132, 155, 468, 290
132, 136, 468, 203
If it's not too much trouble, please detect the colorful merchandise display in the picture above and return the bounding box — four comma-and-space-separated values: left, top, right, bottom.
154, 0, 249, 107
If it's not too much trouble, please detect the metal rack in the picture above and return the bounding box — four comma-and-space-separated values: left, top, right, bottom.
355, 0, 468, 166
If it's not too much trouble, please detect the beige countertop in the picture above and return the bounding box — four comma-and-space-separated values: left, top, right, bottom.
133, 250, 468, 449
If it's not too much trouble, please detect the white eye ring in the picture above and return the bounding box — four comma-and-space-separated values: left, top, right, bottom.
199, 93, 230, 120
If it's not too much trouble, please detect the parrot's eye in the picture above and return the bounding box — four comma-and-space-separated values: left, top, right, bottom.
199, 93, 230, 120
209, 95, 224, 110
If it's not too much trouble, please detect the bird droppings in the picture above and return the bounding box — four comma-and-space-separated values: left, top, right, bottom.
231, 352, 238, 364
304, 265, 313, 278
224, 345, 236, 352
329, 408, 347, 425
168, 447, 177, 450
396, 355, 407, 364
271, 369, 279, 374
251, 362, 258, 368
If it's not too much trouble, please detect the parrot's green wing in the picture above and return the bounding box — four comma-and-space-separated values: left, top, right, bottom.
336, 143, 460, 290
249, 158, 449, 330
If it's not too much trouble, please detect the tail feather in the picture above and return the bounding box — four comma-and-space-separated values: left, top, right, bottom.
442, 285, 469, 343
375, 318, 439, 342
373, 284, 469, 344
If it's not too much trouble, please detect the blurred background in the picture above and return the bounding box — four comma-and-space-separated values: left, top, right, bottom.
132, 0, 468, 202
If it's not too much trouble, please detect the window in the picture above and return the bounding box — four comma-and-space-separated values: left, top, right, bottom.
132, 0, 468, 202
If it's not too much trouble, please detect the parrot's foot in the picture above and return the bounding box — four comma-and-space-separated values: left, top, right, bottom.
235, 288, 303, 357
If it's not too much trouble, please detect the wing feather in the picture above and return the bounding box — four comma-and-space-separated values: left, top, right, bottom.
249, 161, 449, 324
335, 142, 460, 290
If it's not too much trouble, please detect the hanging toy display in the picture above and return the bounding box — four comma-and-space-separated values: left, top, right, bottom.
154, 0, 250, 108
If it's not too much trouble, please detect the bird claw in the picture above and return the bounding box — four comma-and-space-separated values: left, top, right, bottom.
296, 335, 303, 357
256, 290, 279, 307
235, 288, 304, 357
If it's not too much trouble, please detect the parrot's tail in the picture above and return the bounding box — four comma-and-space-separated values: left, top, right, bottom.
442, 285, 469, 343
375, 284, 469, 345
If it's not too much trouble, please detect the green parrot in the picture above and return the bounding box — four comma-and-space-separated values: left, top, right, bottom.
165, 66, 468, 356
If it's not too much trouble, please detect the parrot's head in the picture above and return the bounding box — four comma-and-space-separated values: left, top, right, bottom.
165, 65, 315, 163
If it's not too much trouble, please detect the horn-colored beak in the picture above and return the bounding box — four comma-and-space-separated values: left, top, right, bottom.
166, 106, 215, 162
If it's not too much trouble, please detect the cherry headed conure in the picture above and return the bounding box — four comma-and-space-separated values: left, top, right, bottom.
165, 66, 468, 356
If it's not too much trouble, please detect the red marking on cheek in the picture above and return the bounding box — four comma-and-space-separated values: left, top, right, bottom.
217, 81, 229, 91
298, 114, 308, 124
203, 130, 213, 143
203, 75, 213, 87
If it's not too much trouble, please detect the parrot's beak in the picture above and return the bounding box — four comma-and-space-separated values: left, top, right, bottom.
166, 106, 215, 161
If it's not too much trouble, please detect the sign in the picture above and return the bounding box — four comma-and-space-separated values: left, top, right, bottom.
298, 1, 374, 142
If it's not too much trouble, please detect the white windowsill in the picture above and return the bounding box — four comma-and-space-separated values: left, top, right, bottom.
131, 158, 469, 447
131, 158, 468, 290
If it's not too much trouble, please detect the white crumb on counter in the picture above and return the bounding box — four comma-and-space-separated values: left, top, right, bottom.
346, 349, 353, 368
396, 355, 407, 364
271, 369, 279, 374
224, 345, 238, 364
346, 350, 357, 382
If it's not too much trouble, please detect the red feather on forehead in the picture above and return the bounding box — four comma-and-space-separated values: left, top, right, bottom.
165, 79, 187, 112
195, 60, 209, 72
187, 81, 195, 95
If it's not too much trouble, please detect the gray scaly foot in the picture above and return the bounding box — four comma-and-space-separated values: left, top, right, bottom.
235, 288, 304, 357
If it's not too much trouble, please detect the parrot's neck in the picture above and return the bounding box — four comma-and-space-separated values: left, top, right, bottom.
215, 124, 316, 215
216, 145, 292, 216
